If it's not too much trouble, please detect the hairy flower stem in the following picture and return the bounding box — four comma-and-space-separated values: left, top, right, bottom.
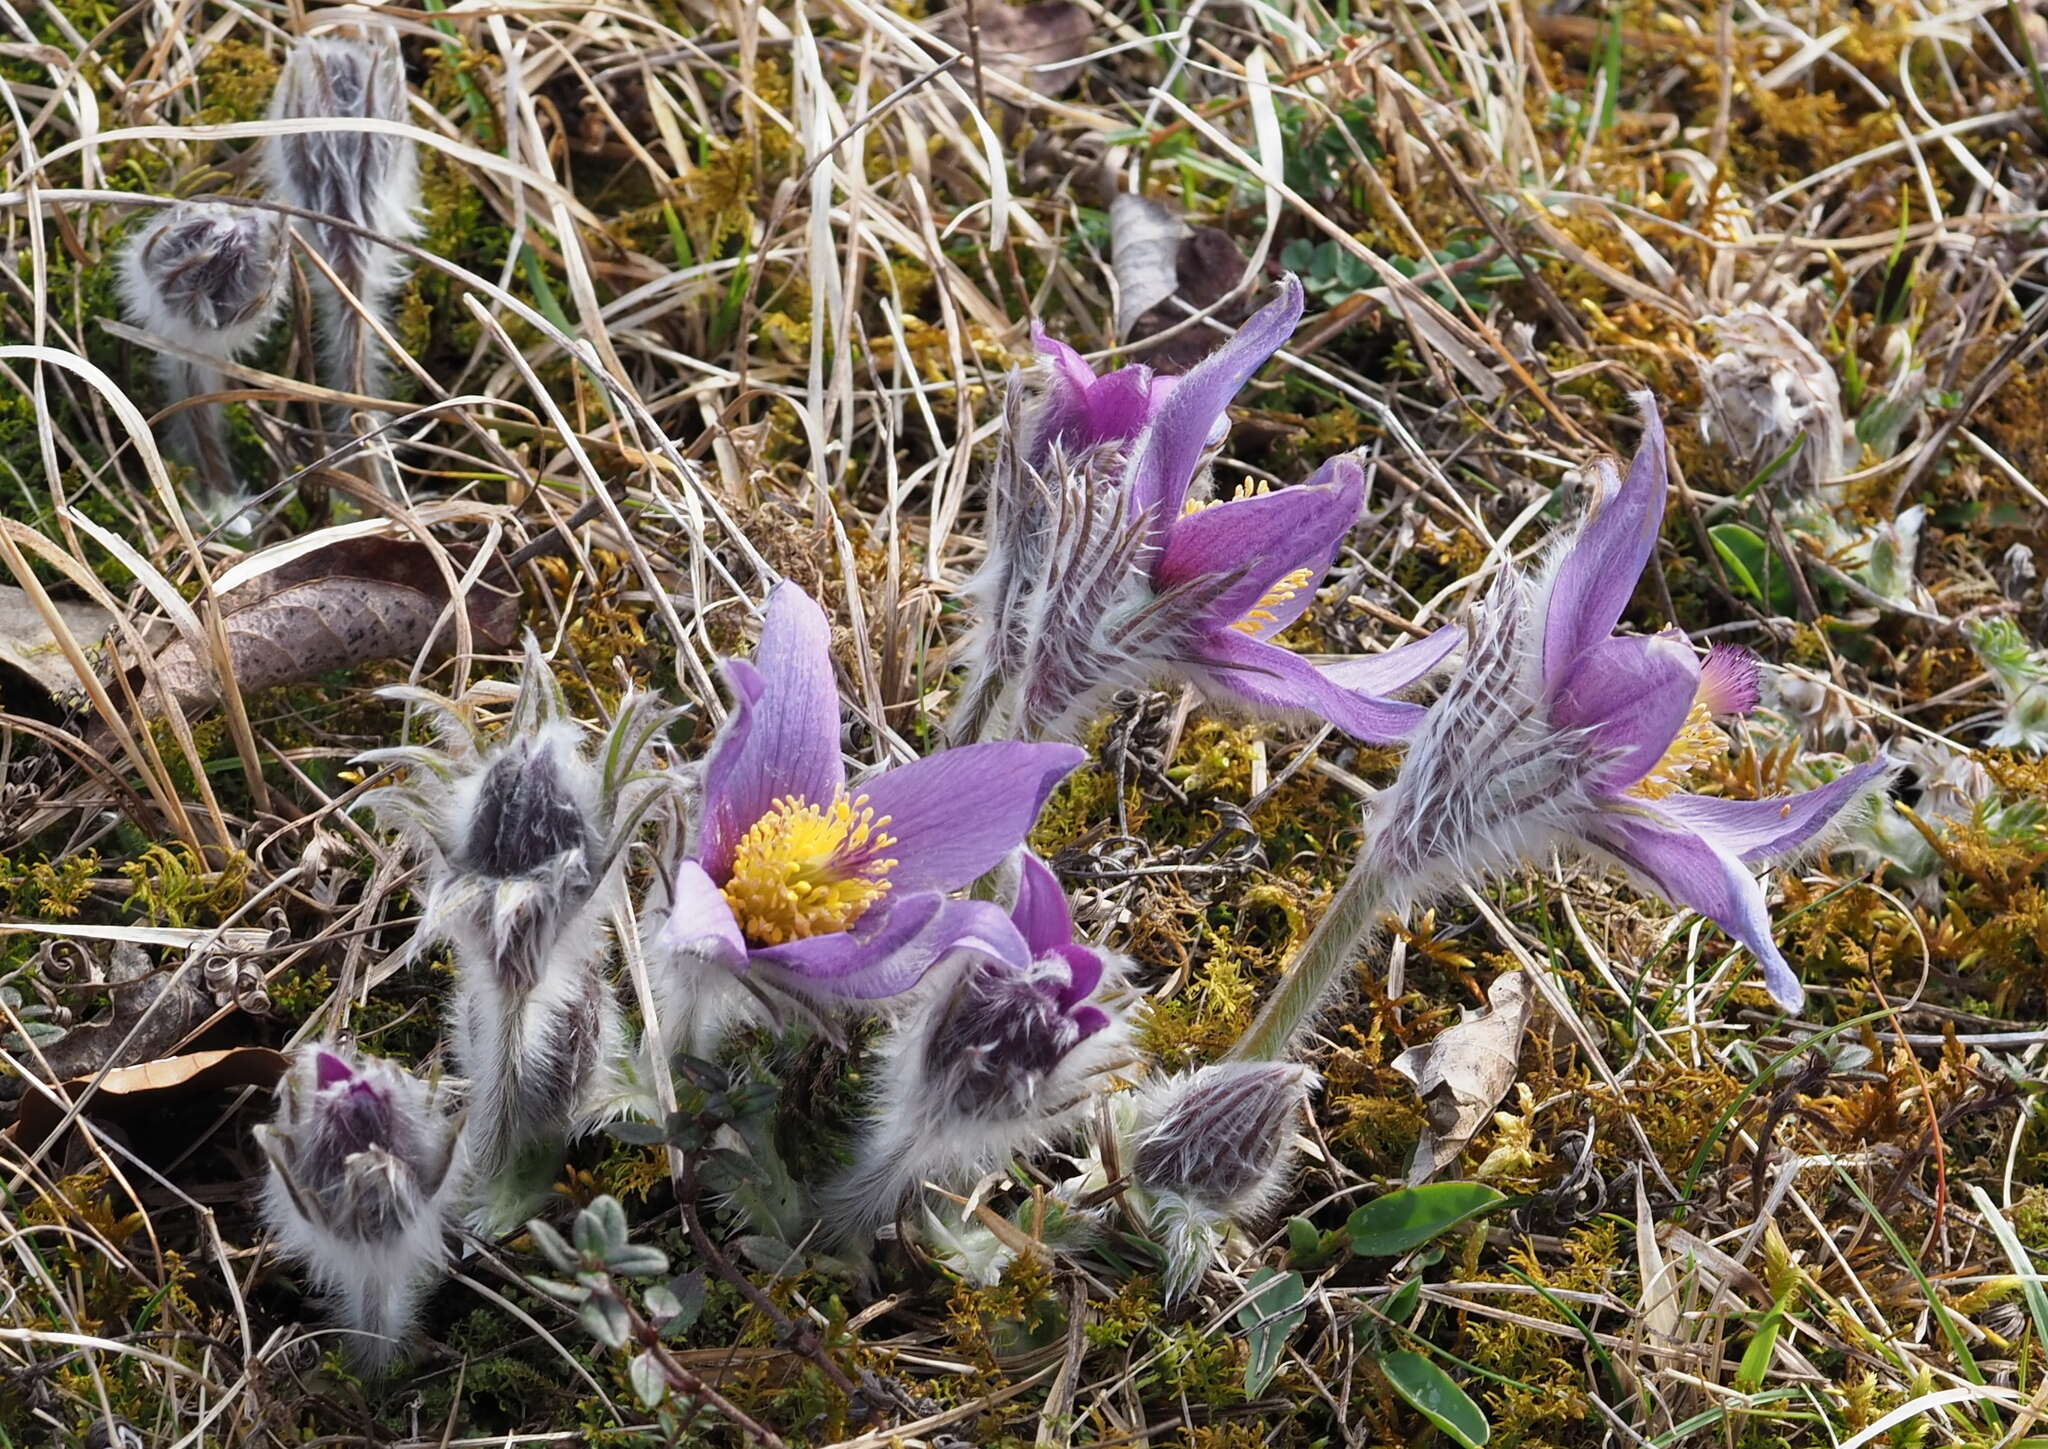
1231, 858, 1388, 1061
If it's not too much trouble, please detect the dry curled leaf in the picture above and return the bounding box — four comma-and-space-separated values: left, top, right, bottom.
86, 530, 519, 751
1393, 970, 1535, 1185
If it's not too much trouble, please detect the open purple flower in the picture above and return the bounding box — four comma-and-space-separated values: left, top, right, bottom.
824, 854, 1125, 1237
1367, 395, 1891, 1013
656, 585, 1084, 1037
1236, 395, 1895, 1057
949, 276, 1457, 745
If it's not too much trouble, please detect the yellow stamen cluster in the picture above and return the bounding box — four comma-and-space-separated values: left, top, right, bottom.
721, 793, 897, 946
1181, 483, 1317, 635
1629, 702, 1731, 800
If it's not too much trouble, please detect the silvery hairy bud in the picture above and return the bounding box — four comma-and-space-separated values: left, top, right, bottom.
359, 636, 677, 1218
116, 200, 287, 519
264, 30, 421, 415
1128, 1061, 1316, 1300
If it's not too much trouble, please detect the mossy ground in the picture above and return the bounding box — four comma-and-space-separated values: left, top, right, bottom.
2, 0, 2047, 1445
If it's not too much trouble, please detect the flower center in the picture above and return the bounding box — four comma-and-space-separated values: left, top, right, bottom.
721, 793, 898, 945
1182, 482, 1317, 635
1629, 701, 1730, 799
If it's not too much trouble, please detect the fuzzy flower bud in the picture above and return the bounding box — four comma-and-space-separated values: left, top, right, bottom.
116, 200, 287, 512
256, 1045, 461, 1367
264, 30, 421, 399
824, 855, 1125, 1239
360, 637, 677, 1203
1127, 1061, 1316, 1300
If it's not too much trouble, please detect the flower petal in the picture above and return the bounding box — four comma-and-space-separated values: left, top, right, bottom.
1653, 759, 1893, 865
1155, 455, 1364, 636
1052, 942, 1105, 1008
1032, 329, 1164, 454
1547, 631, 1699, 789
858, 742, 1085, 895
1185, 628, 1428, 742
698, 585, 845, 878
657, 859, 747, 966
1125, 276, 1305, 522
1587, 806, 1807, 1012
1012, 853, 1076, 956
1542, 393, 1668, 688
1318, 623, 1463, 696
751, 894, 1026, 1000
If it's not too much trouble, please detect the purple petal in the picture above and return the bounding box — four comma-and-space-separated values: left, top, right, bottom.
658, 859, 747, 965
1052, 942, 1105, 1008
1155, 455, 1364, 637
857, 742, 1085, 895
1070, 1003, 1112, 1039
1033, 329, 1163, 453
1697, 643, 1762, 716
1547, 632, 1699, 789
1587, 806, 1806, 1012
1186, 627, 1428, 742
1654, 759, 1893, 866
1318, 623, 1463, 696
1542, 394, 1668, 689
1012, 853, 1076, 956
751, 894, 1026, 1000
314, 1050, 354, 1088
698, 585, 846, 879
1125, 276, 1305, 522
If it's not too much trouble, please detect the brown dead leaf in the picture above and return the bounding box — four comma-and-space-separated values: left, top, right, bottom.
1392, 971, 1535, 1184
932, 0, 1092, 98
7, 1044, 289, 1150
86, 531, 518, 752
1110, 196, 1255, 366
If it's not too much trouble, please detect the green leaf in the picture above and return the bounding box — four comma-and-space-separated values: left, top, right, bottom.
1707, 523, 1795, 612
1347, 1183, 1506, 1258
1238, 1269, 1308, 1397
1734, 1295, 1788, 1393
1385, 1276, 1422, 1323
577, 1294, 631, 1350
629, 1350, 668, 1408
1381, 1349, 1489, 1447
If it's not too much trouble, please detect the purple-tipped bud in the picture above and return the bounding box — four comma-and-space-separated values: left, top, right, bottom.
360, 639, 678, 1196
1128, 1061, 1316, 1299
256, 1045, 461, 1367
823, 856, 1125, 1239
264, 30, 421, 399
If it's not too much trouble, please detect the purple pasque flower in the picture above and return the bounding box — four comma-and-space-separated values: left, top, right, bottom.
1365, 394, 1892, 1012
256, 1045, 462, 1368
948, 275, 1457, 745
824, 854, 1125, 1237
655, 584, 1084, 1037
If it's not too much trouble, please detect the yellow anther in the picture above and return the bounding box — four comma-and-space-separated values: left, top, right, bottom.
721, 793, 898, 945
1230, 567, 1315, 635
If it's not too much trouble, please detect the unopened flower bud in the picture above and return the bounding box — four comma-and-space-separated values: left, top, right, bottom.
823, 855, 1123, 1240
264, 30, 421, 401
116, 200, 288, 511
1128, 1061, 1316, 1299
359, 637, 677, 1203
256, 1045, 461, 1367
